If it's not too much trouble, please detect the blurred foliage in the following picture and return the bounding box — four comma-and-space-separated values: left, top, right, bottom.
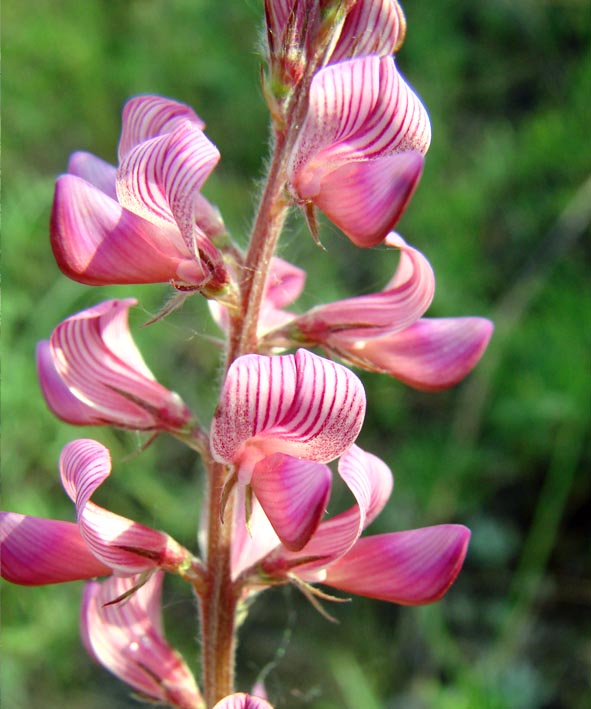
2, 0, 590, 707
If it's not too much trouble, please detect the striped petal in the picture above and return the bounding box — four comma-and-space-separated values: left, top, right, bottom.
324, 525, 471, 604
42, 299, 194, 432
60, 439, 190, 574
291, 233, 434, 340
211, 349, 365, 477
331, 0, 407, 61
251, 454, 332, 551
118, 95, 205, 161
81, 573, 202, 709
0, 513, 111, 585
289, 55, 430, 198
335, 317, 494, 390
214, 694, 273, 709
51, 174, 208, 287
116, 118, 221, 253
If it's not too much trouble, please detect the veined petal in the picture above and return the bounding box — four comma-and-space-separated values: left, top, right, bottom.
82, 573, 202, 709
118, 95, 205, 161
116, 120, 220, 253
51, 175, 207, 287
292, 234, 434, 339
312, 151, 424, 247
211, 350, 366, 471
324, 525, 471, 604
37, 340, 108, 426
67, 151, 117, 199
0, 513, 111, 585
338, 317, 494, 390
252, 453, 332, 551
47, 299, 194, 431
289, 55, 430, 200
331, 0, 407, 61
60, 439, 189, 574
213, 693, 273, 709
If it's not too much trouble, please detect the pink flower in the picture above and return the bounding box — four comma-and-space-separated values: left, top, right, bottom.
0, 439, 195, 585
51, 95, 229, 294
234, 445, 471, 606
82, 572, 202, 708
288, 55, 431, 247
213, 694, 273, 709
37, 298, 195, 432
263, 234, 493, 390
211, 349, 366, 551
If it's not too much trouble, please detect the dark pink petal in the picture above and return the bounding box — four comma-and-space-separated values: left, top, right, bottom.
292, 233, 434, 340
324, 525, 471, 604
116, 120, 221, 253
213, 693, 273, 709
211, 350, 365, 475
37, 340, 107, 425
251, 453, 332, 551
82, 573, 201, 708
289, 56, 430, 200
0, 513, 111, 585
46, 299, 194, 431
51, 175, 207, 287
336, 317, 494, 390
266, 445, 393, 576
60, 439, 190, 574
331, 0, 407, 61
67, 151, 117, 199
118, 95, 205, 161
312, 151, 424, 247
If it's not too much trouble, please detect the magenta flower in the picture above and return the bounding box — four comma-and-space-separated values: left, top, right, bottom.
261, 234, 493, 390
213, 694, 273, 709
82, 572, 202, 709
0, 439, 195, 585
211, 349, 366, 551
37, 298, 195, 432
234, 445, 471, 606
51, 95, 229, 293
288, 55, 431, 247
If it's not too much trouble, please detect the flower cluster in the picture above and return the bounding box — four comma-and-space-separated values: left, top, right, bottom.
1, 2, 492, 707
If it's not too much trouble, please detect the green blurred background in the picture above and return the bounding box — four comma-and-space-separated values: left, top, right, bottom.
2, 1, 590, 707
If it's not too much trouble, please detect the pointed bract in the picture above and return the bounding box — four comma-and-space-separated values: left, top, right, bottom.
82, 573, 202, 709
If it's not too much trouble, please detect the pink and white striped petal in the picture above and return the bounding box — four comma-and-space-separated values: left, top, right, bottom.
331, 0, 407, 62
292, 233, 434, 340
211, 349, 366, 474
289, 55, 430, 201
51, 175, 208, 287
251, 453, 332, 551
213, 694, 273, 709
0, 513, 111, 585
60, 439, 190, 574
118, 95, 205, 161
67, 151, 117, 199
116, 120, 221, 252
44, 299, 194, 431
81, 573, 202, 709
336, 317, 494, 390
324, 525, 471, 604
